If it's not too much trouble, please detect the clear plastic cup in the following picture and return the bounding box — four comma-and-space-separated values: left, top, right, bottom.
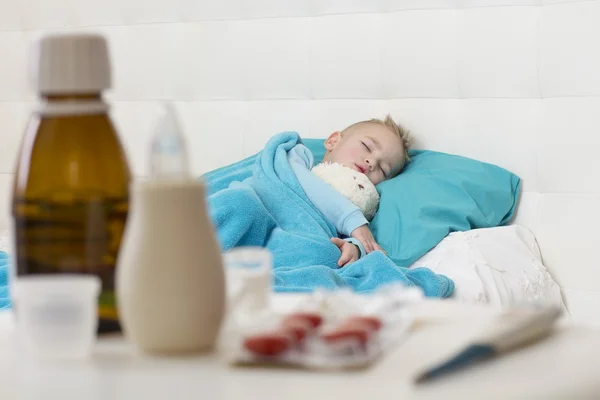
224, 247, 272, 315
12, 274, 101, 359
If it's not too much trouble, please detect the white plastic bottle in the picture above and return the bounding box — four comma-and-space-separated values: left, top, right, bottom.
116, 105, 225, 354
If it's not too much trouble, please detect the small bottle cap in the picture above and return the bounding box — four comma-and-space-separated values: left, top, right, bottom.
33, 33, 111, 95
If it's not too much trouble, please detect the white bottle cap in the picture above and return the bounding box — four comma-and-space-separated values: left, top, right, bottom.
33, 33, 111, 95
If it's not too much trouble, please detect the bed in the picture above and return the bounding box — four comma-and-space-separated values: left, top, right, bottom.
0, 0, 599, 325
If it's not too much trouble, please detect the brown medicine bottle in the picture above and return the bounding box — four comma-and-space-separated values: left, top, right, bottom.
11, 34, 131, 333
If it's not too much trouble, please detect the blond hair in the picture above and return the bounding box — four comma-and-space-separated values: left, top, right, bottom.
342, 114, 414, 164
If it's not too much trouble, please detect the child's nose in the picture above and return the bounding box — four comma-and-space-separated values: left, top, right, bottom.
365, 158, 375, 171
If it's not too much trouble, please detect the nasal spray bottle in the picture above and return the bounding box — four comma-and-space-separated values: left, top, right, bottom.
116, 105, 225, 354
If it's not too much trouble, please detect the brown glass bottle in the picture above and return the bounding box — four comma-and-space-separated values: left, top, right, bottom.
12, 93, 131, 333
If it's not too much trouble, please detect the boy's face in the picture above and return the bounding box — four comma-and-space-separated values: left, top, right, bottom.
322, 123, 406, 186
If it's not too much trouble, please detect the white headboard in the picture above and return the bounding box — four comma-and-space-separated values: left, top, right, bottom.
1, 0, 599, 323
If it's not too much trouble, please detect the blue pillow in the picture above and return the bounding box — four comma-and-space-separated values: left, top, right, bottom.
203, 136, 520, 267
369, 150, 520, 266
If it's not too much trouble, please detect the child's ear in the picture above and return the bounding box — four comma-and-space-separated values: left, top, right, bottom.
324, 131, 342, 151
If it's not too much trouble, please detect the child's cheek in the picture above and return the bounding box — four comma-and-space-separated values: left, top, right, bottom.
348, 146, 361, 159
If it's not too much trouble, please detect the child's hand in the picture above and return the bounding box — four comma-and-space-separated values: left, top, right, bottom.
330, 238, 360, 267
351, 225, 384, 254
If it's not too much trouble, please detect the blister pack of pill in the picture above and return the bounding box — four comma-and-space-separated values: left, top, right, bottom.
223, 284, 422, 370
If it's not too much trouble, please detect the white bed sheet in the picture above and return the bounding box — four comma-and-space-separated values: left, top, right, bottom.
411, 225, 567, 312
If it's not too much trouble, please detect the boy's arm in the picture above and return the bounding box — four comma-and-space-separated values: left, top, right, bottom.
288, 145, 368, 237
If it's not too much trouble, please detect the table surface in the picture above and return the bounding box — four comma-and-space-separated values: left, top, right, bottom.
1, 296, 600, 400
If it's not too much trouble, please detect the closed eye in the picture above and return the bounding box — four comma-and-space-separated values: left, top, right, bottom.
380, 166, 387, 178
361, 141, 371, 152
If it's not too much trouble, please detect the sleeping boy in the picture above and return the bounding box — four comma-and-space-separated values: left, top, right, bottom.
288, 115, 413, 267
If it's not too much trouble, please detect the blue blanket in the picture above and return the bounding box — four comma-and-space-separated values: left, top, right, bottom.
0, 251, 9, 309
206, 132, 454, 297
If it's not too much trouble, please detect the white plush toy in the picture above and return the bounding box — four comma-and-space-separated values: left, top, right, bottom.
311, 162, 380, 221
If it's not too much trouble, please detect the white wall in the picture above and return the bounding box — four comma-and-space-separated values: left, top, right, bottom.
2, 0, 600, 321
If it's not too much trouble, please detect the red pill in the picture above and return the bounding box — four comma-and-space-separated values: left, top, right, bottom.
243, 332, 291, 356
283, 312, 323, 329
340, 316, 383, 332
280, 317, 313, 343
321, 326, 371, 346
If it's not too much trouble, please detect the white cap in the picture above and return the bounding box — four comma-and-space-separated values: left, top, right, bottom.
33, 33, 111, 95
